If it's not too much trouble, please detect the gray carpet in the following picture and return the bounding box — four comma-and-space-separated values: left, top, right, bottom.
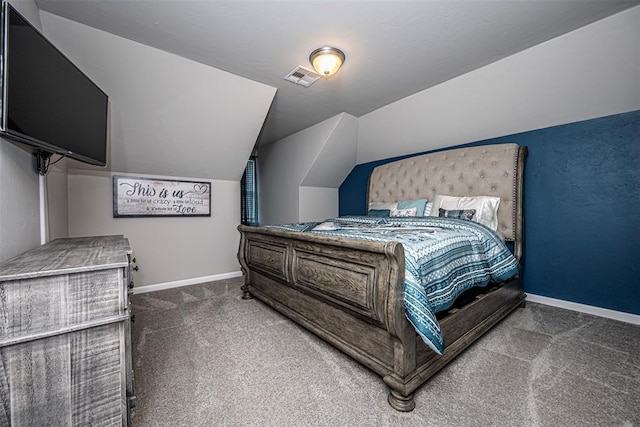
130, 277, 639, 426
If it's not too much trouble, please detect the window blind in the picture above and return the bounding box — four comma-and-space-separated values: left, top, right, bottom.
240, 157, 258, 225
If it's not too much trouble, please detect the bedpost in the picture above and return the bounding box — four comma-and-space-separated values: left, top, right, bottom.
513, 146, 527, 264
237, 225, 254, 300
514, 146, 527, 308
382, 242, 417, 411
241, 285, 253, 300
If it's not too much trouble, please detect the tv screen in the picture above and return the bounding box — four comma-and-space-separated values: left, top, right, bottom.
1, 2, 108, 167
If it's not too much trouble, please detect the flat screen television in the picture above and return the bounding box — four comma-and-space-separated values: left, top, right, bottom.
0, 1, 108, 168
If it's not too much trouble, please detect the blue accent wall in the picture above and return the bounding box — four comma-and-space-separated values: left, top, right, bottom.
339, 111, 640, 315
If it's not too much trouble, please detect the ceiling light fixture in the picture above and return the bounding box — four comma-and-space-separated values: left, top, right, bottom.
309, 46, 345, 78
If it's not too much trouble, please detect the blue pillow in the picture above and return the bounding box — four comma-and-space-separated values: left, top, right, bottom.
368, 209, 391, 217
397, 198, 428, 216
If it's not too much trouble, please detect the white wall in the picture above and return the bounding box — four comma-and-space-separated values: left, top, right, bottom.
46, 164, 69, 240
68, 170, 241, 288
0, 0, 43, 262
259, 115, 341, 225
0, 141, 40, 262
259, 113, 357, 225
299, 187, 338, 223
302, 113, 358, 188
357, 6, 640, 163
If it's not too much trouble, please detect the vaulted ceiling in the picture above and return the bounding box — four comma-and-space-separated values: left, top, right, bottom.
35, 0, 639, 147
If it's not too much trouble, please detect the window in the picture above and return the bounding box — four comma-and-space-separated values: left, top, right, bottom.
240, 157, 258, 225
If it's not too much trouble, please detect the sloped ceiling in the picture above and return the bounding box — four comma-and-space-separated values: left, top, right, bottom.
39, 12, 276, 181
35, 1, 639, 148
301, 113, 357, 188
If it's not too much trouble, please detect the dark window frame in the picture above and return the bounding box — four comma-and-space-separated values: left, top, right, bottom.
240, 157, 258, 225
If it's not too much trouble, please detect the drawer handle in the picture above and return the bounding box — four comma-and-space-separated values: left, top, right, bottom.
133, 266, 139, 271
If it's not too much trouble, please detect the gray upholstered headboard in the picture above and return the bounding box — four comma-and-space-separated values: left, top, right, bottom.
367, 144, 526, 248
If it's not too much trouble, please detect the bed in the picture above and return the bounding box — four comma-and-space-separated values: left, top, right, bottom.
237, 143, 527, 411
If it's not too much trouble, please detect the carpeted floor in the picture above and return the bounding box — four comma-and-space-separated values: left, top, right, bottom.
130, 277, 639, 426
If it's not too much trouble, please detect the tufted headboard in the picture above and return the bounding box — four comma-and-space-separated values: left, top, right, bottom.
367, 144, 527, 257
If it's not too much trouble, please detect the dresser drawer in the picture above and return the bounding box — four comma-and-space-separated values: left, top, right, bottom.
0, 268, 125, 341
1, 323, 126, 426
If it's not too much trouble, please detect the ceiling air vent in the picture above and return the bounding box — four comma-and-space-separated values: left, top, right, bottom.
284, 66, 321, 87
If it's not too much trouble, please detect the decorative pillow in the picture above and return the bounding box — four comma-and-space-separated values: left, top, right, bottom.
368, 198, 428, 217
396, 198, 428, 216
368, 202, 396, 212
438, 208, 476, 221
423, 202, 433, 216
367, 209, 391, 217
430, 195, 500, 231
391, 207, 418, 217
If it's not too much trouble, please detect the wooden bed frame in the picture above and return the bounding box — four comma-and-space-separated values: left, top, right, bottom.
237, 143, 527, 411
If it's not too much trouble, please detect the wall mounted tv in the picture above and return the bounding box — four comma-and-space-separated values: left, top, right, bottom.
0, 1, 108, 169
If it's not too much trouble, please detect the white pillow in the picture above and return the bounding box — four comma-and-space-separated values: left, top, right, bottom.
430, 195, 500, 231
423, 202, 433, 216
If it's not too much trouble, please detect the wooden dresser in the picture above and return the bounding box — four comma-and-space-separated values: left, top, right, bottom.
0, 235, 136, 426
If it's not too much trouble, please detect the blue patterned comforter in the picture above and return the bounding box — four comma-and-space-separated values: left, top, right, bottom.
268, 216, 519, 355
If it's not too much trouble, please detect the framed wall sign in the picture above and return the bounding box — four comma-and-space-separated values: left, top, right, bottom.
113, 175, 211, 217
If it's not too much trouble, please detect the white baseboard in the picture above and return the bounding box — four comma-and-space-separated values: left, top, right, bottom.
131, 271, 243, 295
131, 277, 639, 325
526, 293, 640, 325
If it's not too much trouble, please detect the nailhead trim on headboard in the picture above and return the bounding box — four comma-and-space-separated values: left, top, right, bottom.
510, 148, 518, 240
367, 144, 521, 241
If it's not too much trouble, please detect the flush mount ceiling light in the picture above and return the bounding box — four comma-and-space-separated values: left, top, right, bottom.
309, 46, 345, 77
